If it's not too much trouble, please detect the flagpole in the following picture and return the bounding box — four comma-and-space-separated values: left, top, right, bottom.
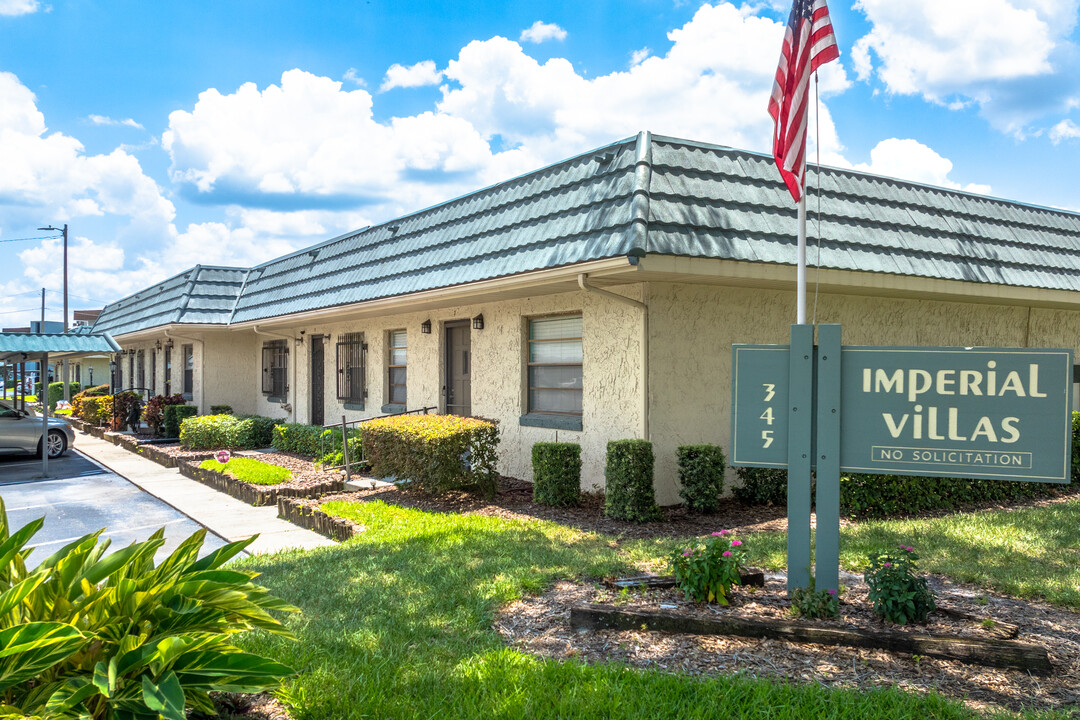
797, 189, 807, 324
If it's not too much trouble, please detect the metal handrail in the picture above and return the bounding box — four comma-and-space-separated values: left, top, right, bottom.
321, 406, 439, 481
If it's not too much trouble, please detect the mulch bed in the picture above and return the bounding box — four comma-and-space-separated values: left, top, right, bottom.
497, 572, 1080, 715
192, 692, 291, 720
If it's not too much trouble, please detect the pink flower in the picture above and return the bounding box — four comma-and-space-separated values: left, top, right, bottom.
883, 562, 893, 568
730, 540, 742, 547
906, 546, 915, 552
682, 549, 692, 557
827, 589, 838, 596
722, 550, 733, 557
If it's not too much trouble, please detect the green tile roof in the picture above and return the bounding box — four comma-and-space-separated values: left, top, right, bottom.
93, 132, 1080, 337
0, 332, 121, 360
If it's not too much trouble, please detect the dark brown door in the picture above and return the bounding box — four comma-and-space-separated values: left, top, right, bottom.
311, 335, 325, 426
444, 322, 471, 416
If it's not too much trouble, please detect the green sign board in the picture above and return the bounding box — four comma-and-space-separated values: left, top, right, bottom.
732, 344, 1073, 483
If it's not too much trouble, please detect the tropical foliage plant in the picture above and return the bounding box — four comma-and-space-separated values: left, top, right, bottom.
0, 497, 297, 720
864, 545, 936, 625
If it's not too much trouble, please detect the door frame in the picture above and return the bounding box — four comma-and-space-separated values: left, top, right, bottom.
310, 334, 325, 426
443, 320, 471, 416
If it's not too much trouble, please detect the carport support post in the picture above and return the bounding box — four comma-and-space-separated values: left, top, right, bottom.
40, 351, 49, 478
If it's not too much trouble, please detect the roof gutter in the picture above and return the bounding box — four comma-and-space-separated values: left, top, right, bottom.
578, 273, 649, 442
228, 256, 639, 330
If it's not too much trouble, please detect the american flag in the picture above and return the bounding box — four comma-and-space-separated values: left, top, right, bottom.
768, 0, 839, 203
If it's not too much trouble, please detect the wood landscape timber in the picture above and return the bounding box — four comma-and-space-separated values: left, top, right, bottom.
569, 604, 1052, 674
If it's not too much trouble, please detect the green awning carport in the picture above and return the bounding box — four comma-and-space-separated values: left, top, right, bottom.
0, 332, 122, 478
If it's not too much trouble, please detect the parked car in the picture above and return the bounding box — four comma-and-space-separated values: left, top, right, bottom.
0, 399, 74, 458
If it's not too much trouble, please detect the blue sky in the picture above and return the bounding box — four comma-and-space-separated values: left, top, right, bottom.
1, 0, 1078, 328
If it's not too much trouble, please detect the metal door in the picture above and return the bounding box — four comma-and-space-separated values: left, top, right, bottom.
444, 322, 471, 417
310, 335, 325, 426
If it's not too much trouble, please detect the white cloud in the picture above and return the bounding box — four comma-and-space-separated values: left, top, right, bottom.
1050, 118, 1080, 142
379, 60, 443, 91
850, 138, 992, 195
0, 72, 174, 226
343, 67, 365, 86
520, 21, 567, 44
630, 47, 651, 66
162, 4, 854, 224
88, 114, 144, 130
852, 0, 1080, 133
0, 0, 39, 16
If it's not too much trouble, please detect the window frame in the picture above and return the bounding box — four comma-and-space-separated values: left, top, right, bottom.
524, 314, 583, 426
182, 344, 194, 398
336, 332, 367, 407
386, 329, 407, 408
136, 350, 145, 389
164, 347, 171, 396
261, 340, 288, 399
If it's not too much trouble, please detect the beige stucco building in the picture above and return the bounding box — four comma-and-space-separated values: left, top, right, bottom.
93, 133, 1080, 505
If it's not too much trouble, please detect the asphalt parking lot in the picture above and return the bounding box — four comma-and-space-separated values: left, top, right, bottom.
0, 450, 228, 565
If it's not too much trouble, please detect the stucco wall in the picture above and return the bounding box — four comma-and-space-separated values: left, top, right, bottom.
646, 282, 1080, 505
224, 287, 643, 490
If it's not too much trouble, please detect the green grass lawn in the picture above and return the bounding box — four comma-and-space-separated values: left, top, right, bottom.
235, 500, 1075, 719
200, 457, 292, 485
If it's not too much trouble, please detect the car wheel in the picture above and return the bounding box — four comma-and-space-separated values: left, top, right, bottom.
45, 430, 67, 458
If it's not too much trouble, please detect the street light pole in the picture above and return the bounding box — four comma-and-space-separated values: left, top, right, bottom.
38, 224, 69, 402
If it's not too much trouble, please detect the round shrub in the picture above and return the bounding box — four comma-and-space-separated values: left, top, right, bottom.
180, 414, 237, 449
532, 442, 581, 507
144, 393, 186, 436
604, 439, 659, 522
677, 444, 727, 513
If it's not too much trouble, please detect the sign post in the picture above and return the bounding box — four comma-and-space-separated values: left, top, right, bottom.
732, 330, 1072, 594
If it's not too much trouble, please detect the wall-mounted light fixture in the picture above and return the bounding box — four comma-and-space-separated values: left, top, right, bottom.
420, 319, 432, 334
164, 339, 174, 350
155, 340, 162, 351
472, 314, 484, 330
295, 331, 305, 347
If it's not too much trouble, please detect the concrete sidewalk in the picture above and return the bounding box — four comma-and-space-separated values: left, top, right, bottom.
72, 431, 336, 554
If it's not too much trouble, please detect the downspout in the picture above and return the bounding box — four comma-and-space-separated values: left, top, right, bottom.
164, 329, 204, 412
578, 274, 649, 441
253, 325, 298, 418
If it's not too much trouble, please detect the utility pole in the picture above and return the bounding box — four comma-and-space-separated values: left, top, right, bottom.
39, 224, 70, 402
40, 288, 45, 329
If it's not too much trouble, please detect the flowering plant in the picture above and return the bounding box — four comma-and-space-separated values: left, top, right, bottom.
669, 530, 747, 605
790, 574, 840, 619
864, 545, 936, 624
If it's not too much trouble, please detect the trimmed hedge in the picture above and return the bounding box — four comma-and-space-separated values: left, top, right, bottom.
180, 413, 283, 450
733, 467, 789, 506
71, 384, 110, 419
210, 404, 233, 415
46, 381, 81, 411
677, 444, 727, 513
164, 404, 197, 439
360, 414, 499, 496
604, 439, 660, 522
180, 414, 235, 449
79, 395, 113, 426
272, 423, 325, 457
733, 412, 1080, 518
532, 442, 581, 507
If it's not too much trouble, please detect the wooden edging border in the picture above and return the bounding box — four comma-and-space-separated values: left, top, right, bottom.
569, 604, 1052, 674
177, 460, 344, 507
277, 496, 361, 542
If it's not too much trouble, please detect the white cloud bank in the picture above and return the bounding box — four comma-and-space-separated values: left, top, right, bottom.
1050, 118, 1080, 142
852, 139, 992, 195
88, 114, 144, 129
852, 0, 1080, 134
0, 0, 39, 16
520, 21, 567, 44
379, 60, 443, 91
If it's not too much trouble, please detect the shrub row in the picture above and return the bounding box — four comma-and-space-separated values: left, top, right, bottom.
70, 384, 109, 420
180, 414, 283, 450
361, 414, 499, 496
46, 381, 81, 411
164, 404, 198, 438
271, 423, 362, 465
530, 441, 727, 520
732, 412, 1080, 519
